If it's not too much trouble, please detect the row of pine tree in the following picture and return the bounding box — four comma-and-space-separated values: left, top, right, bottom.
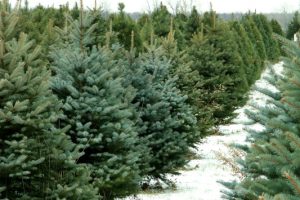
222, 8, 300, 200
0, 0, 289, 199
222, 34, 300, 200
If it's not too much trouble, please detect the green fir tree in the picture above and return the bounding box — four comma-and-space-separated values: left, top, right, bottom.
253, 14, 281, 61
286, 11, 300, 40
151, 2, 171, 37
161, 24, 212, 135
111, 3, 142, 51
270, 19, 284, 36
188, 22, 248, 122
184, 6, 201, 42
231, 21, 260, 85
242, 15, 267, 64
0, 6, 98, 199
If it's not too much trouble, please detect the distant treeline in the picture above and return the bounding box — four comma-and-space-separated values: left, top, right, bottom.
128, 12, 293, 30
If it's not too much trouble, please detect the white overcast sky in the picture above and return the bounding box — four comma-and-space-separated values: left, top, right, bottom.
10, 0, 300, 13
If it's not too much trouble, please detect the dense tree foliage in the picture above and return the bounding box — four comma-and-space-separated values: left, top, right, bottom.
287, 11, 300, 40
124, 47, 199, 181
50, 13, 143, 199
270, 19, 284, 36
111, 3, 142, 51
151, 2, 172, 38
231, 21, 258, 85
187, 22, 248, 122
185, 6, 201, 41
222, 36, 300, 200
0, 5, 99, 199
0, 0, 284, 199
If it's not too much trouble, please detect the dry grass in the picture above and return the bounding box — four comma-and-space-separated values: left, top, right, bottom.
214, 144, 246, 180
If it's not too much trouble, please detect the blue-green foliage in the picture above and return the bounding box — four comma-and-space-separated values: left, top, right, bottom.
222, 38, 300, 200
2, 1, 287, 198
125, 46, 199, 180
51, 14, 142, 199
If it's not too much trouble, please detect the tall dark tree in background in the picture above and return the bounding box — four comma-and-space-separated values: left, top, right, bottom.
90, 7, 108, 46
286, 11, 300, 40
242, 15, 267, 64
184, 6, 201, 46
111, 3, 142, 51
253, 14, 281, 60
151, 2, 172, 37
139, 15, 154, 47
231, 21, 258, 86
270, 19, 284, 36
161, 25, 212, 135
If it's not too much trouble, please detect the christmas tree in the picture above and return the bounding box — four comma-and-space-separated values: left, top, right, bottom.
188, 21, 248, 122
111, 3, 142, 51
252, 14, 281, 61
125, 45, 199, 182
287, 11, 300, 40
161, 22, 213, 135
222, 37, 300, 199
242, 15, 267, 66
231, 21, 260, 86
51, 10, 141, 199
151, 2, 172, 38
270, 19, 284, 36
184, 6, 201, 43
0, 3, 98, 199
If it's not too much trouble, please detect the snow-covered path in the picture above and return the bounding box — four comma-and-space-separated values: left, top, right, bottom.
124, 62, 283, 200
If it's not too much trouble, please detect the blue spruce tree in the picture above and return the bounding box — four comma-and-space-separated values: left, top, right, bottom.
125, 45, 199, 183
50, 11, 142, 199
222, 37, 300, 200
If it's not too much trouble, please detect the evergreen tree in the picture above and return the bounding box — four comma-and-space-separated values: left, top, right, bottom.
24, 0, 29, 11
125, 46, 199, 181
139, 16, 155, 47
286, 11, 300, 40
161, 24, 212, 135
111, 3, 142, 51
222, 37, 300, 199
51, 12, 142, 199
184, 6, 201, 41
202, 7, 218, 32
270, 19, 284, 36
91, 8, 108, 46
242, 15, 267, 63
173, 14, 186, 50
231, 21, 259, 85
188, 22, 248, 122
40, 19, 59, 54
151, 2, 171, 37
70, 2, 80, 19
18, 5, 67, 45
0, 6, 98, 199
253, 14, 281, 61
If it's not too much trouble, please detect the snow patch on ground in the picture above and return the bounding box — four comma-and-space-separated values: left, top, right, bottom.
122, 62, 284, 200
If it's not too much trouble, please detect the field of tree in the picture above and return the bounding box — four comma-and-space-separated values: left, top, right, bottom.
1, 0, 300, 199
